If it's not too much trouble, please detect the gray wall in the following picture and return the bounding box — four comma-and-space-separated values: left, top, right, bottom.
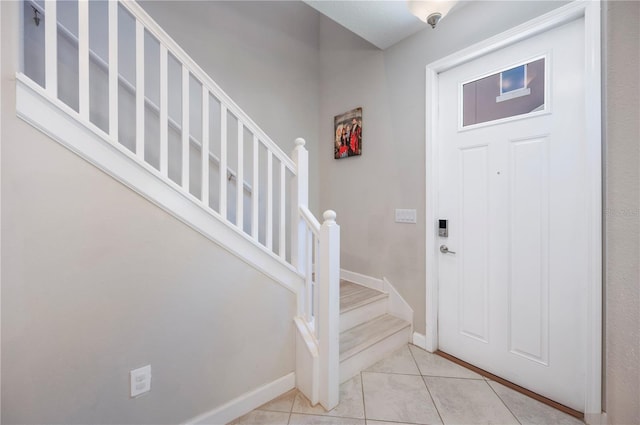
2, 0, 639, 423
318, 1, 567, 335
138, 0, 322, 216
1, 1, 296, 423
603, 1, 640, 423
319, 1, 640, 422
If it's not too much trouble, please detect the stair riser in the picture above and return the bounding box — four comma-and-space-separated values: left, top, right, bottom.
339, 325, 411, 384
340, 297, 388, 332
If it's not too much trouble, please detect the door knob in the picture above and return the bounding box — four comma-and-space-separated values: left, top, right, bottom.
440, 245, 456, 254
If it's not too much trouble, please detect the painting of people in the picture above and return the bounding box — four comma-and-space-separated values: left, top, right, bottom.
334, 107, 362, 159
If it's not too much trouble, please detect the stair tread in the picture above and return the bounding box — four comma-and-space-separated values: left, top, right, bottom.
340, 280, 387, 313
339, 314, 410, 362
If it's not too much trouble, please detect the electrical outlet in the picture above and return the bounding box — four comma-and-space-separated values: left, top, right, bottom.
395, 208, 417, 224
130, 365, 151, 397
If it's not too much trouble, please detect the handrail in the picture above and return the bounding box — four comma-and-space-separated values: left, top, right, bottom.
27, 0, 250, 193
27, 0, 301, 264
300, 206, 320, 236
118, 0, 296, 172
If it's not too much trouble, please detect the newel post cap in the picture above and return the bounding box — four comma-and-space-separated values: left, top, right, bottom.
294, 138, 306, 148
323, 210, 337, 223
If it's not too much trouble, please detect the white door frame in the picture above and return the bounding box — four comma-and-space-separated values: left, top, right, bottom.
424, 0, 602, 419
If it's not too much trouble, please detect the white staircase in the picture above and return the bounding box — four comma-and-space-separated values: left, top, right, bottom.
339, 280, 412, 383
16, 0, 412, 417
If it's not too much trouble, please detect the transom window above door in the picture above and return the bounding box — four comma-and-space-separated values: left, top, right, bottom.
462, 57, 546, 128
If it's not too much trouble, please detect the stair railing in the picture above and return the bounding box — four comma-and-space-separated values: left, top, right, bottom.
23, 0, 340, 411
291, 140, 340, 410
29, 0, 297, 265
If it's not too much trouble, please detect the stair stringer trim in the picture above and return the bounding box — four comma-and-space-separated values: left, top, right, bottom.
16, 74, 302, 294
294, 317, 319, 406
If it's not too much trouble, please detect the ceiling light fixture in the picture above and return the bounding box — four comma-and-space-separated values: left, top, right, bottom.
426, 12, 442, 29
407, 1, 458, 29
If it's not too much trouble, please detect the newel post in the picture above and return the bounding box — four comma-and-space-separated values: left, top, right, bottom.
318, 210, 340, 411
291, 138, 309, 316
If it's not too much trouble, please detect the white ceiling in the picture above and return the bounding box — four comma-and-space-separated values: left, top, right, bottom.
304, 1, 464, 50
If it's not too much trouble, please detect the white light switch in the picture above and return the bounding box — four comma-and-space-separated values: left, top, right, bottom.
395, 209, 417, 224
130, 365, 151, 397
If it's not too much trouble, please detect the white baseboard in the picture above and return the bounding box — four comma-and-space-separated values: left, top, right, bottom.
585, 412, 607, 425
412, 332, 427, 350
382, 277, 414, 326
184, 372, 296, 425
340, 269, 384, 292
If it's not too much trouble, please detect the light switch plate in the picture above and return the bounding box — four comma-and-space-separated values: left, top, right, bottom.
130, 365, 151, 397
395, 209, 417, 224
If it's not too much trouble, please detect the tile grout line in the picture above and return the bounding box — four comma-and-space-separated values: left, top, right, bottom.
485, 380, 523, 425
286, 390, 295, 425
360, 371, 367, 423
409, 345, 446, 425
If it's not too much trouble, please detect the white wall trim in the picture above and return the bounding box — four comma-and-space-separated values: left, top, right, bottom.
425, 0, 602, 415
15, 74, 302, 295
412, 333, 427, 350
294, 316, 319, 406
340, 268, 384, 292
183, 372, 296, 425
0, 2, 3, 422
340, 269, 414, 329
382, 277, 413, 327
585, 412, 608, 425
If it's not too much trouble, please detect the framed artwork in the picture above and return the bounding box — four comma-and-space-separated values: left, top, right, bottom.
334, 107, 362, 159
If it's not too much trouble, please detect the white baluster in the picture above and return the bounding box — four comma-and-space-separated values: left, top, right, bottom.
313, 233, 320, 336
135, 20, 145, 159
252, 135, 259, 240
266, 151, 273, 251
201, 88, 210, 207
159, 45, 168, 176
305, 228, 312, 323
219, 105, 228, 219
291, 138, 309, 271
237, 121, 244, 230
78, 0, 89, 120
318, 210, 340, 411
108, 0, 118, 138
45, 0, 57, 97
181, 65, 190, 190
279, 162, 286, 260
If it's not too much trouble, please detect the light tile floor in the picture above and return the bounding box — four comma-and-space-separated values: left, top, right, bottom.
230, 344, 584, 425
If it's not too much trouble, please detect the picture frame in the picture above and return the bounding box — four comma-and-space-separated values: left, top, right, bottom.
334, 107, 362, 159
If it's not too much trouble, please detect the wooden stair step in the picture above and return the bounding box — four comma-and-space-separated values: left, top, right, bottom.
340, 280, 387, 313
339, 314, 410, 362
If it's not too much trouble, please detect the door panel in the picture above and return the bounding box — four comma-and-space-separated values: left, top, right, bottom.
437, 17, 587, 411
508, 136, 549, 365
459, 145, 490, 342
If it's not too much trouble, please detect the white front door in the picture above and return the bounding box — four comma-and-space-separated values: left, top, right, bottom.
437, 17, 588, 411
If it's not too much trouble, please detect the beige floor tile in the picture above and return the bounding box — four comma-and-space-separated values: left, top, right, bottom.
409, 345, 482, 379
489, 381, 585, 425
228, 409, 290, 425
365, 345, 420, 375
289, 413, 365, 425
366, 421, 416, 425
362, 372, 442, 425
425, 376, 519, 425
258, 389, 298, 413
292, 374, 365, 419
